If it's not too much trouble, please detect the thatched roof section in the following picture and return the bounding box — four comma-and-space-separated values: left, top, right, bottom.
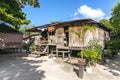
0, 23, 23, 34
26, 19, 111, 32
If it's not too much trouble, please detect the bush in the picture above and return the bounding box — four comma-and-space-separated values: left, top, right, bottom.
78, 38, 102, 66
106, 49, 111, 54
106, 39, 120, 49
30, 45, 37, 51
106, 39, 119, 57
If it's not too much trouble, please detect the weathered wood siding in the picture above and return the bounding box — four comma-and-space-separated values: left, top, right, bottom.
55, 25, 109, 49
98, 28, 104, 47
84, 27, 109, 48
69, 26, 83, 47
83, 30, 94, 46
97, 28, 109, 48
0, 33, 23, 49
56, 27, 64, 47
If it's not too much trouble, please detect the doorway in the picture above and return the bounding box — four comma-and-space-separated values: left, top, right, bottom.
64, 26, 69, 46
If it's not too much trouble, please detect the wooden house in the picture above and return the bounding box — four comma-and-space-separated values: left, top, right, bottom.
0, 23, 23, 49
26, 19, 110, 50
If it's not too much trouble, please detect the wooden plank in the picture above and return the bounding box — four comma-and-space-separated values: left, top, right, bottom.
69, 26, 83, 47
56, 27, 64, 46
78, 65, 84, 78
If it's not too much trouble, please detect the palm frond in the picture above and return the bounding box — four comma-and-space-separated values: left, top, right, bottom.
66, 29, 81, 39
83, 25, 96, 32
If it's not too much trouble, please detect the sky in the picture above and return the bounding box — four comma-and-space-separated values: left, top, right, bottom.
22, 0, 119, 26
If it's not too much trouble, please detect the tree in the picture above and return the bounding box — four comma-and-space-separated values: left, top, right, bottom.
110, 1, 120, 33
0, 0, 40, 30
19, 24, 35, 34
99, 19, 112, 29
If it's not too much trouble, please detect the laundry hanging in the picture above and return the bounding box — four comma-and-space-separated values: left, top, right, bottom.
37, 27, 46, 32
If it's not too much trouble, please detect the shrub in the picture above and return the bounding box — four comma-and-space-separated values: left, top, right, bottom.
78, 38, 102, 66
30, 45, 37, 51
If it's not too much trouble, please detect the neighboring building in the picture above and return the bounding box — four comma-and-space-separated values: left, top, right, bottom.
26, 19, 110, 49
0, 23, 23, 49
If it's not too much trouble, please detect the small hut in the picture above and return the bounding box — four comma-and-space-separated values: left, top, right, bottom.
0, 23, 23, 49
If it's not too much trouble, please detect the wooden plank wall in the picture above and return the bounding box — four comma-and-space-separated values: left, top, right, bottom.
97, 28, 110, 48
83, 27, 106, 48
56, 27, 64, 47
69, 25, 83, 47
55, 24, 110, 49
98, 28, 104, 47
0, 33, 23, 49
83, 29, 94, 47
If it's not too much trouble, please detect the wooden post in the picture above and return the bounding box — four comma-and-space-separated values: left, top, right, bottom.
78, 59, 86, 79
68, 53, 71, 59
62, 52, 64, 59
78, 65, 84, 78
56, 49, 58, 59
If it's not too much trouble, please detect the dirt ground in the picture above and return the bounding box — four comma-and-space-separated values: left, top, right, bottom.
0, 53, 120, 80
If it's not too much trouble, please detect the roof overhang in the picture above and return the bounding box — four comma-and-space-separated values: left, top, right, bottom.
26, 18, 111, 32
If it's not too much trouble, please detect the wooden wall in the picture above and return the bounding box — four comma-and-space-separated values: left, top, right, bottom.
55, 24, 110, 49
0, 33, 23, 49
69, 25, 83, 47
97, 28, 110, 48
56, 26, 64, 47
82, 26, 109, 48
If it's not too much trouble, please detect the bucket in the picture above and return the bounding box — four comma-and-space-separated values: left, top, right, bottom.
86, 67, 92, 73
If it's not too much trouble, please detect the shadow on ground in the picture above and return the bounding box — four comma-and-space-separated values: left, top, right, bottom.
101, 53, 120, 76
64, 59, 80, 78
0, 54, 46, 80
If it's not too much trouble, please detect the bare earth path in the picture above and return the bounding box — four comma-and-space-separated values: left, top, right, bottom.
0, 53, 120, 80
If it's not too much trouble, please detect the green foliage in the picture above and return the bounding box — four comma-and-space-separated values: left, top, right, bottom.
106, 39, 120, 49
66, 29, 81, 39
105, 38, 120, 57
80, 50, 101, 60
67, 25, 96, 41
30, 45, 37, 51
99, 19, 112, 29
0, 0, 40, 30
21, 0, 40, 8
110, 1, 120, 33
83, 25, 96, 32
106, 49, 112, 54
78, 39, 102, 66
19, 24, 35, 34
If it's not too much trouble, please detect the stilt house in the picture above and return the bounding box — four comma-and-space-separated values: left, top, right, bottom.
26, 19, 110, 49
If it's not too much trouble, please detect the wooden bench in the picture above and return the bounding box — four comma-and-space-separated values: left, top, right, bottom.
52, 47, 70, 59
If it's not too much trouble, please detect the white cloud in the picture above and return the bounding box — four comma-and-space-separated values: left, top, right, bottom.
77, 5, 105, 20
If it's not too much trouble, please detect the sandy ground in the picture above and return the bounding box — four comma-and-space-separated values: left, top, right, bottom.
0, 53, 120, 80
